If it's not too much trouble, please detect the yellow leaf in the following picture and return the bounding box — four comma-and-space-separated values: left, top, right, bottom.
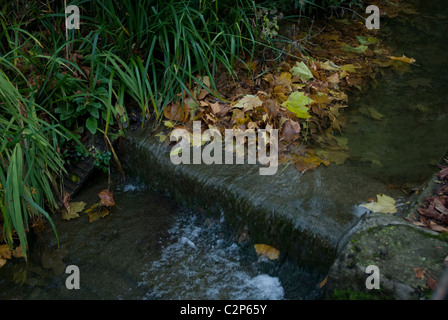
387, 55, 416, 64
98, 189, 115, 207
232, 95, 263, 112
88, 206, 110, 223
316, 149, 350, 165
254, 244, 280, 260
12, 246, 25, 258
360, 194, 397, 214
0, 244, 12, 260
62, 201, 86, 220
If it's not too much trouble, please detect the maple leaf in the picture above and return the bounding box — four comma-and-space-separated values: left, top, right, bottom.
281, 91, 314, 119
62, 201, 86, 221
254, 244, 280, 260
387, 55, 416, 64
290, 61, 313, 81
360, 194, 397, 214
232, 95, 263, 112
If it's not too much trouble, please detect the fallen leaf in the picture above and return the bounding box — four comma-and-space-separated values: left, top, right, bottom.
387, 55, 416, 64
319, 60, 340, 71
343, 44, 368, 54
316, 149, 350, 165
98, 189, 115, 207
62, 201, 86, 220
164, 102, 190, 122
318, 276, 328, 288
356, 35, 379, 45
294, 153, 330, 172
281, 91, 314, 119
413, 267, 425, 279
0, 244, 12, 260
12, 246, 25, 258
88, 206, 110, 223
290, 61, 314, 81
427, 277, 438, 290
360, 194, 397, 214
281, 120, 301, 142
232, 95, 263, 112
254, 244, 280, 260
63, 191, 70, 213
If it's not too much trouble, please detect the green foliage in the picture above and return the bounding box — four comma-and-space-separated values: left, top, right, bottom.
93, 150, 112, 173
0, 65, 79, 259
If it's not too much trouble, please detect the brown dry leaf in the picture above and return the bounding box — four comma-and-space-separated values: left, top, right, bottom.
0, 257, 6, 267
209, 102, 224, 116
63, 191, 71, 213
428, 221, 448, 233
98, 189, 115, 207
281, 119, 301, 142
264, 99, 279, 117
254, 244, 280, 260
316, 149, 350, 165
310, 92, 332, 104
232, 95, 263, 112
12, 246, 25, 258
0, 244, 12, 260
164, 102, 190, 122
327, 73, 340, 85
387, 55, 416, 64
318, 276, 328, 288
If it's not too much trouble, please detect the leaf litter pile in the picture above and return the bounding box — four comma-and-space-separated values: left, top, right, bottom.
160, 5, 416, 174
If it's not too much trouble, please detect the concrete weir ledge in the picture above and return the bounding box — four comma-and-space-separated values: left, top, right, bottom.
118, 125, 448, 299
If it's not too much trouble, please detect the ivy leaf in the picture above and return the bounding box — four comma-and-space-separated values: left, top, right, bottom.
281, 91, 314, 119
290, 61, 314, 81
360, 194, 397, 214
86, 117, 98, 134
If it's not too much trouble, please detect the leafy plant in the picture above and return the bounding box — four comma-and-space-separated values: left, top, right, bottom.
0, 64, 78, 259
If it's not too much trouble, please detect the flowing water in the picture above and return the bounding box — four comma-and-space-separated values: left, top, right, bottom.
0, 174, 321, 299
1, 0, 448, 300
